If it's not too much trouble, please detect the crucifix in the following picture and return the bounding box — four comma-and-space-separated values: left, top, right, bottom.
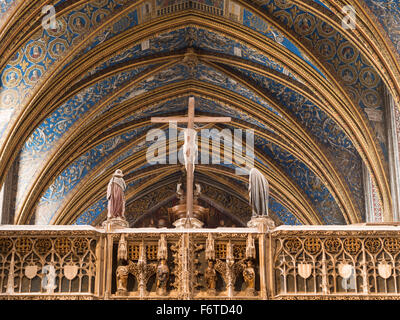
151, 97, 231, 228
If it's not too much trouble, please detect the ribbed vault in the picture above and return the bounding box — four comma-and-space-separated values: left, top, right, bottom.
0, 0, 398, 227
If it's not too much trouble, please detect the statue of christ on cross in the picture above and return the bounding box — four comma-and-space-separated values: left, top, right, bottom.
151, 97, 231, 228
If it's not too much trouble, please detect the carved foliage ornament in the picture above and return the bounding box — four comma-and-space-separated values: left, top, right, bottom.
343, 238, 362, 255
284, 238, 302, 254
365, 238, 381, 254
383, 238, 400, 255
324, 238, 342, 254
304, 238, 321, 255
0, 238, 12, 254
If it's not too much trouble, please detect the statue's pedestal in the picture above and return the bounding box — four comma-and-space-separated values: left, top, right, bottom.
102, 217, 129, 231
173, 217, 204, 229
247, 216, 275, 233
168, 203, 208, 229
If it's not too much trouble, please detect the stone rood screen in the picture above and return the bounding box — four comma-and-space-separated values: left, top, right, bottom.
1, 223, 400, 299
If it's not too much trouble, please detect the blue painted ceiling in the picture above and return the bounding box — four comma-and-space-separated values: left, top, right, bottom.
0, 0, 396, 226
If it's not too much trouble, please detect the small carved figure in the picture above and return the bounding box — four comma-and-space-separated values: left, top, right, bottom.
205, 233, 215, 261
243, 260, 256, 295
245, 234, 256, 260
118, 234, 128, 262
156, 259, 169, 296
157, 235, 168, 261
204, 260, 217, 294
116, 265, 129, 294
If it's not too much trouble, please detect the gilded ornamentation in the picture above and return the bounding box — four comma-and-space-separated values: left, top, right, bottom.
383, 238, 400, 254
284, 238, 302, 254
73, 238, 88, 255
34, 239, 52, 255
274, 231, 400, 297
116, 265, 129, 294
365, 238, 381, 254
214, 241, 245, 298
324, 237, 341, 254
128, 241, 157, 297
11, 227, 400, 299
215, 243, 227, 259
15, 238, 32, 255
204, 260, 217, 295
343, 238, 362, 255
2, 67, 22, 88
1, 235, 97, 296
127, 243, 139, 260
147, 245, 158, 260
0, 238, 12, 254
304, 238, 322, 255
54, 238, 72, 256
243, 260, 256, 295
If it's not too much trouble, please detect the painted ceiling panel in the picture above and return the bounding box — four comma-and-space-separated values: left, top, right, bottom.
255, 136, 344, 224
81, 26, 301, 85
1, 0, 395, 227
230, 65, 364, 215
365, 0, 400, 53
0, 0, 15, 15
0, 0, 129, 139
259, 0, 388, 161
242, 8, 325, 77
97, 62, 282, 117
16, 65, 153, 214
111, 95, 275, 131
34, 125, 153, 224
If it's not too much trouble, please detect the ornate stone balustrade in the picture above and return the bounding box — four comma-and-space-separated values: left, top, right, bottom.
272, 225, 400, 300
1, 223, 400, 299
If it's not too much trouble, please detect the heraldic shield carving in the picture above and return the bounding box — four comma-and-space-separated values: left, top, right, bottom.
298, 263, 312, 279
25, 265, 38, 280
338, 263, 354, 279
64, 264, 79, 280
378, 262, 392, 279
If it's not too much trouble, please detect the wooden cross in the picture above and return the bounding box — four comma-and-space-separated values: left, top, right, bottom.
151, 97, 231, 227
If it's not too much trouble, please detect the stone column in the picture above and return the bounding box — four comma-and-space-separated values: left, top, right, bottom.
384, 87, 400, 221
1, 156, 19, 225
248, 216, 275, 299
179, 232, 192, 299
363, 163, 378, 222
